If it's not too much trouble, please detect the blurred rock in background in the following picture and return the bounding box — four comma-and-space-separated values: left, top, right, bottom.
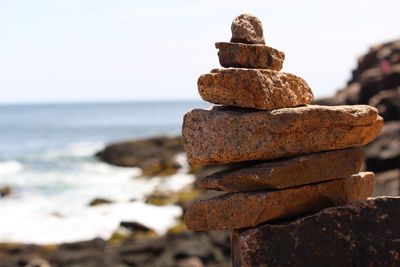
317, 39, 400, 196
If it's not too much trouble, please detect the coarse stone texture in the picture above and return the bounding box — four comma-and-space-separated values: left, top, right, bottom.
197, 147, 364, 192
182, 105, 383, 164
198, 68, 313, 111
231, 14, 265, 44
231, 196, 400, 267
215, 42, 285, 70
184, 172, 374, 231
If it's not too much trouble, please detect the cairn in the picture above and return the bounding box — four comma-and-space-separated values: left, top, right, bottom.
182, 14, 385, 266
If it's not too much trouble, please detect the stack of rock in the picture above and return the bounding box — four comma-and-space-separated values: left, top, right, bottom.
182, 14, 390, 266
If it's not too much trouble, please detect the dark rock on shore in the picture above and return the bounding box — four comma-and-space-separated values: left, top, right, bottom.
0, 186, 12, 198
369, 87, 400, 122
0, 232, 231, 267
366, 122, 400, 173
88, 198, 114, 206
96, 136, 184, 177
319, 40, 400, 107
232, 197, 400, 267
96, 135, 231, 179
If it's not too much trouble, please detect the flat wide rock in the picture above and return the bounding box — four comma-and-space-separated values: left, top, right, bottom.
198, 68, 313, 110
231, 196, 400, 267
184, 172, 374, 231
216, 42, 285, 70
197, 147, 364, 192
182, 105, 383, 164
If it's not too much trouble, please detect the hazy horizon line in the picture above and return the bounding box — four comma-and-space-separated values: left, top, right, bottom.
0, 94, 336, 106
0, 98, 207, 106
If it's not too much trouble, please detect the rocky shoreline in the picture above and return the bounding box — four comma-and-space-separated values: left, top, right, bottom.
1, 38, 399, 267
0, 232, 231, 267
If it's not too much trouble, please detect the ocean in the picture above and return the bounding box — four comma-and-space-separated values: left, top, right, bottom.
0, 101, 209, 244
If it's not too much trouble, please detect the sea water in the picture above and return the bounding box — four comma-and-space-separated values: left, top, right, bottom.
0, 101, 209, 244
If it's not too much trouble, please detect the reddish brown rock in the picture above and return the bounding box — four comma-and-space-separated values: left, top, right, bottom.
197, 147, 364, 192
198, 68, 313, 111
216, 42, 285, 70
184, 172, 374, 231
231, 197, 400, 267
182, 105, 383, 164
231, 14, 265, 44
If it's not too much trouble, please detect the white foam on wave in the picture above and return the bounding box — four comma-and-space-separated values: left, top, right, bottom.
155, 153, 195, 192
0, 161, 150, 201
0, 195, 181, 244
0, 153, 195, 244
0, 161, 23, 175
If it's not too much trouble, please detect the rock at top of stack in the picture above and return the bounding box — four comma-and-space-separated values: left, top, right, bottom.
217, 14, 285, 70
201, 13, 311, 111
231, 14, 265, 44
216, 42, 285, 70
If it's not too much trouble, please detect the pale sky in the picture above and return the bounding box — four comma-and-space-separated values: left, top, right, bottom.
0, 0, 399, 104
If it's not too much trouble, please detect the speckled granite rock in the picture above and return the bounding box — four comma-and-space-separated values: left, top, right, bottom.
231, 14, 265, 44
198, 68, 312, 110
231, 197, 400, 267
182, 105, 383, 164
184, 172, 374, 231
197, 147, 364, 192
216, 42, 284, 70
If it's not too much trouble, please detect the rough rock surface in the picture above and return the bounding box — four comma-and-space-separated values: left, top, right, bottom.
216, 42, 284, 70
198, 68, 312, 110
231, 197, 400, 267
184, 172, 374, 231
197, 147, 364, 192
231, 14, 265, 44
182, 105, 383, 164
